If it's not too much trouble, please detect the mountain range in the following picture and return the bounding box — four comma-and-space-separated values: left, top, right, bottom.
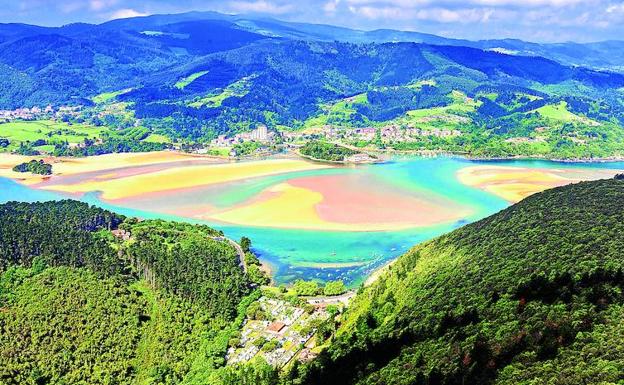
3, 12, 624, 71
1, 12, 624, 158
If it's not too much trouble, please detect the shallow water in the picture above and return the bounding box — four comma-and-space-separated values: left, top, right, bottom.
2, 156, 623, 285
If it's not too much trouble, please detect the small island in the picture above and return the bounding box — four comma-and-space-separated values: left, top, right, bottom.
12, 159, 53, 175
299, 140, 378, 164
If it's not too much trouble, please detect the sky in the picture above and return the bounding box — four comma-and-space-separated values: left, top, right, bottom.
1, 0, 623, 43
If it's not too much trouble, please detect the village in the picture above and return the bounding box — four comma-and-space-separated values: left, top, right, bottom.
226, 292, 353, 369
210, 123, 462, 148
0, 105, 82, 122
0, 101, 463, 159
204, 123, 462, 158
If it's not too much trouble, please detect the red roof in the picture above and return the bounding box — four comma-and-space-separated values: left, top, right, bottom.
267, 321, 286, 333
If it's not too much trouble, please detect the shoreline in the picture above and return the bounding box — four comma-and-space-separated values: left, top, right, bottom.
364, 259, 397, 287
462, 154, 624, 164
2, 147, 624, 167
293, 150, 383, 166
1, 151, 621, 287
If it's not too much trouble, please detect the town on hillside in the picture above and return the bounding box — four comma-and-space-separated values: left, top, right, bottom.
0, 102, 462, 160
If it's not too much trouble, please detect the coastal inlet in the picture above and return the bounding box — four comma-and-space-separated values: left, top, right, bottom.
1, 152, 622, 285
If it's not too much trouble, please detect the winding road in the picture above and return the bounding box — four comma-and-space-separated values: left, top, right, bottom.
211, 236, 247, 273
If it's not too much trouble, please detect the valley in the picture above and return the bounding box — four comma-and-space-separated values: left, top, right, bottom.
1, 7, 624, 385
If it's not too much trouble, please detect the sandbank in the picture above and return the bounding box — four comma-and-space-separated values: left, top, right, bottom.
458, 165, 619, 202
209, 174, 472, 232
291, 174, 467, 226
2, 151, 203, 174
39, 158, 331, 200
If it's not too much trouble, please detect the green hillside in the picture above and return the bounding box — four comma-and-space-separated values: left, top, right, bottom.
176, 71, 209, 90
295, 178, 624, 385
0, 200, 257, 385
1, 24, 623, 160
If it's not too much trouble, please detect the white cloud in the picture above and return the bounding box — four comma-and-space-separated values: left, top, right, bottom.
470, 0, 586, 7
59, 2, 84, 13
90, 0, 119, 11
344, 0, 589, 8
228, 0, 294, 14
323, 0, 340, 14
606, 2, 624, 13
415, 7, 496, 23
348, 4, 498, 23
109, 8, 148, 19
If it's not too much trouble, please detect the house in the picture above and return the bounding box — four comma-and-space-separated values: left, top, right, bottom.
345, 153, 377, 163
111, 229, 131, 241
266, 321, 286, 334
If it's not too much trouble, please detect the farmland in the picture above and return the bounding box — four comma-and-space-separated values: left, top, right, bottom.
92, 88, 133, 104
0, 120, 107, 152
175, 71, 209, 90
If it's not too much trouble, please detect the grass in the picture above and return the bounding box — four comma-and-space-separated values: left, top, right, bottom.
302, 89, 480, 130
92, 88, 133, 104
534, 101, 598, 126
0, 120, 107, 151
480, 92, 499, 102
142, 133, 172, 144
207, 147, 231, 156
175, 71, 209, 90
188, 77, 253, 108
304, 92, 369, 128
405, 91, 480, 118
407, 79, 437, 90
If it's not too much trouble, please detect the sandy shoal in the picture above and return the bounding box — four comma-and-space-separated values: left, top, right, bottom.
0, 153, 52, 185
2, 151, 204, 173
0, 151, 216, 185
209, 177, 472, 232
209, 182, 334, 229
290, 174, 469, 226
458, 165, 618, 202
42, 158, 331, 200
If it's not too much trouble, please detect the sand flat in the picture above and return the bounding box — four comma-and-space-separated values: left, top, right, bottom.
458, 165, 618, 202
210, 182, 332, 229
209, 175, 472, 232
291, 174, 469, 226
0, 151, 214, 183
0, 153, 56, 185
41, 158, 331, 200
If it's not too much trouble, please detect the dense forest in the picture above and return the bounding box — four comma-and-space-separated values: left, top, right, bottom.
0, 200, 260, 384
11, 159, 52, 175
290, 178, 624, 385
299, 141, 357, 162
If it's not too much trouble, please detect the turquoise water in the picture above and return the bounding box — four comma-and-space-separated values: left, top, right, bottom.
2, 157, 623, 285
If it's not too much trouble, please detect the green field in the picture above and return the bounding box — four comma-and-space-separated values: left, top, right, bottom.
175, 70, 209, 90
304, 92, 369, 128
92, 88, 133, 104
188, 77, 253, 108
142, 133, 172, 144
0, 120, 107, 152
534, 101, 592, 123
395, 90, 480, 128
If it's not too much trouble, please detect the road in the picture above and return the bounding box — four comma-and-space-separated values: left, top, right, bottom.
211, 236, 247, 273
305, 291, 356, 306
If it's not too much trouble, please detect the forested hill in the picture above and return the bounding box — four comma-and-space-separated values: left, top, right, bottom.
0, 200, 258, 384
1, 15, 624, 159
295, 178, 624, 385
